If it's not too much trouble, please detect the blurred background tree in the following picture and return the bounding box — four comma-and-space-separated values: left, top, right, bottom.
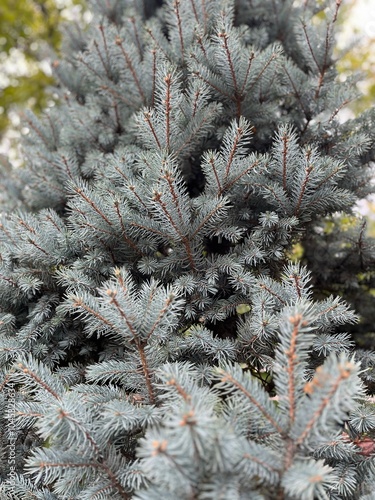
335, 0, 375, 238
337, 0, 375, 116
0, 0, 86, 139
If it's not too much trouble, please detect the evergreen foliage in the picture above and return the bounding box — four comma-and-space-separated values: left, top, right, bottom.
1, 0, 375, 498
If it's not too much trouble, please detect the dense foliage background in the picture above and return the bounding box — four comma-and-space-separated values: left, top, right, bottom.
0, 1, 374, 498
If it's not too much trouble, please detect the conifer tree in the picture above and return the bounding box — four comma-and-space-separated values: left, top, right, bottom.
1, 0, 375, 498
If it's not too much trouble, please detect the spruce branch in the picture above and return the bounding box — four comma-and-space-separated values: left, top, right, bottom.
213, 362, 285, 436
293, 354, 364, 447
115, 35, 146, 103
1, 0, 375, 497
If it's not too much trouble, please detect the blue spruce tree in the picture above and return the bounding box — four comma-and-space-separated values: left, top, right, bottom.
1, 0, 375, 498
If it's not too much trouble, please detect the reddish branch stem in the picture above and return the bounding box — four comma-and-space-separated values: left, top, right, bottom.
164, 74, 172, 150
115, 36, 145, 102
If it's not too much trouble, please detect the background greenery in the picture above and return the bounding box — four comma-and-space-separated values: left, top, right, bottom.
0, 0, 85, 137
